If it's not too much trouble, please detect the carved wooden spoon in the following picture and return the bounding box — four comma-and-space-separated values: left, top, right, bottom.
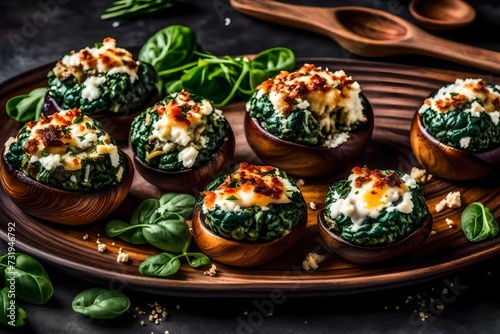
230, 0, 500, 74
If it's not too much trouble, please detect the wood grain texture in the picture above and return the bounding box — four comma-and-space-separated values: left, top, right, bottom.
317, 210, 433, 265
230, 0, 500, 75
244, 95, 374, 178
0, 145, 134, 225
192, 207, 308, 268
131, 128, 236, 196
0, 58, 499, 297
408, 0, 476, 31
410, 112, 500, 181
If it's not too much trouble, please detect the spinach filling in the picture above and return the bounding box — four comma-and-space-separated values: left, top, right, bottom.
247, 93, 368, 146
419, 84, 500, 151
5, 119, 127, 192
130, 92, 230, 171
196, 167, 307, 243
47, 62, 158, 115
323, 170, 429, 247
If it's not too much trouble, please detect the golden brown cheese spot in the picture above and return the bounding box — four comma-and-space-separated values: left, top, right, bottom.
202, 162, 290, 210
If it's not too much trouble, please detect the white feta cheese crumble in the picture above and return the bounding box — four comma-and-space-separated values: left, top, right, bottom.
302, 252, 325, 271
117, 248, 130, 263
435, 191, 461, 213
81, 76, 106, 101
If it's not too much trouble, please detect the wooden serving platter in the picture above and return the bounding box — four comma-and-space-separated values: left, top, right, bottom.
0, 58, 498, 297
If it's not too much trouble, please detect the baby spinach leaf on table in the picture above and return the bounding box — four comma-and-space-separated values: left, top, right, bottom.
104, 220, 147, 244
0, 287, 27, 327
185, 253, 211, 268
5, 87, 48, 122
141, 213, 191, 253
138, 253, 182, 277
157, 193, 196, 219
130, 198, 159, 225
0, 253, 53, 305
461, 202, 499, 242
72, 288, 130, 319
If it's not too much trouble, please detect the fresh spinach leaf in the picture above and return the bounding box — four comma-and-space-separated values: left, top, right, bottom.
5, 87, 48, 122
0, 287, 27, 327
130, 198, 159, 226
461, 202, 499, 242
141, 213, 191, 253
0, 253, 53, 305
185, 252, 211, 268
138, 25, 296, 107
139, 24, 200, 74
138, 253, 182, 277
72, 288, 130, 319
104, 220, 147, 244
157, 193, 196, 219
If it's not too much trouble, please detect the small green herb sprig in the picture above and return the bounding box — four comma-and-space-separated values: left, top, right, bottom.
105, 193, 211, 278
101, 0, 175, 20
0, 253, 54, 327
461, 202, 499, 242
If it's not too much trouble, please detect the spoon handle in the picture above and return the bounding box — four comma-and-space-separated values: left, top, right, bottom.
405, 33, 500, 75
230, 0, 500, 75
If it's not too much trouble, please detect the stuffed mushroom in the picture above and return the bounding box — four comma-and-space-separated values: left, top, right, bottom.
322, 166, 430, 247
130, 90, 231, 171
418, 78, 500, 151
3, 108, 128, 192
246, 63, 369, 147
196, 162, 307, 243
46, 37, 158, 116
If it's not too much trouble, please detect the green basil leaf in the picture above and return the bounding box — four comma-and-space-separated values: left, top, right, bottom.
157, 193, 196, 219
138, 253, 182, 277
0, 253, 53, 305
185, 252, 211, 268
0, 287, 27, 327
461, 202, 499, 242
72, 288, 130, 319
104, 220, 147, 244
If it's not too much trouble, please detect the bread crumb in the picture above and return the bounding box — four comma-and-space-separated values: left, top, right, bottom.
203, 263, 217, 277
302, 252, 325, 271
430, 230, 437, 236
82, 234, 89, 240
410, 167, 433, 184
435, 191, 461, 212
309, 202, 317, 210
296, 179, 305, 186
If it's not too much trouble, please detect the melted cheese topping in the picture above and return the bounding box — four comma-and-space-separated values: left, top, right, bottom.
252, 63, 367, 141
328, 166, 417, 232
201, 162, 299, 213
19, 108, 122, 180
52, 37, 139, 85
146, 90, 220, 168
418, 78, 500, 125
